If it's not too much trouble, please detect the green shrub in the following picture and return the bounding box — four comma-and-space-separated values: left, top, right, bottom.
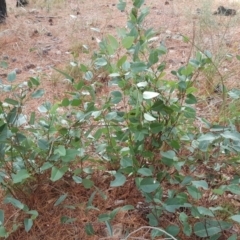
1, 0, 240, 239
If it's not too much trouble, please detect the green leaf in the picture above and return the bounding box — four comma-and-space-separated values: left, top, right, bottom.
85, 223, 95, 235
192, 180, 208, 190
143, 91, 159, 99
228, 234, 237, 240
11, 169, 30, 184
50, 166, 68, 182
197, 207, 214, 217
0, 61, 8, 69
221, 131, 240, 141
198, 133, 216, 142
54, 194, 68, 207
139, 178, 159, 193
151, 100, 173, 114
137, 168, 153, 176
4, 197, 26, 210
0, 226, 7, 237
82, 179, 94, 189
110, 173, 126, 187
183, 222, 192, 236
194, 220, 232, 237
137, 81, 148, 88
122, 36, 135, 49
0, 210, 4, 224
7, 71, 16, 82
29, 77, 40, 86
38, 105, 48, 113
181, 176, 193, 186
183, 106, 196, 118
166, 225, 180, 237
61, 149, 79, 162
29, 112, 35, 125
54, 145, 66, 156
84, 71, 93, 80
95, 58, 108, 67
227, 185, 240, 195
179, 212, 188, 223
72, 176, 82, 184
229, 215, 240, 223
150, 122, 163, 134
148, 50, 159, 65
165, 196, 188, 213
120, 157, 133, 168
105, 221, 113, 236
60, 216, 76, 224
111, 91, 122, 104
26, 210, 38, 219
187, 186, 202, 199
107, 35, 119, 53
144, 113, 156, 121
61, 98, 70, 107
24, 218, 33, 232
181, 64, 194, 76
71, 99, 81, 106
40, 162, 53, 171
161, 150, 176, 159
31, 89, 45, 98
182, 35, 190, 43
53, 67, 74, 82
209, 233, 221, 240
121, 205, 135, 211
133, 0, 144, 8
117, 0, 126, 11
131, 62, 147, 73
38, 139, 49, 150
185, 94, 197, 104
117, 55, 127, 67
212, 188, 224, 195
98, 214, 111, 222
147, 212, 158, 226
4, 98, 19, 106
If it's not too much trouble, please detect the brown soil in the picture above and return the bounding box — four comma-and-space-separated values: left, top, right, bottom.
1, 0, 240, 239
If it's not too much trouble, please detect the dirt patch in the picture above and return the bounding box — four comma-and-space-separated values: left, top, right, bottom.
1, 0, 240, 239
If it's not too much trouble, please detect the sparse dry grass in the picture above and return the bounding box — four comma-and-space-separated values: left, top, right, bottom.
1, 0, 240, 239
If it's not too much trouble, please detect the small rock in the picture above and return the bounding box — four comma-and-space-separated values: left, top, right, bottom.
36, 66, 43, 71
0, 73, 7, 77
2, 55, 8, 60
14, 68, 22, 74
213, 6, 236, 16
49, 18, 53, 25
24, 64, 36, 70
172, 34, 183, 40
32, 29, 39, 36
196, 8, 201, 14
165, 30, 171, 35
46, 32, 52, 37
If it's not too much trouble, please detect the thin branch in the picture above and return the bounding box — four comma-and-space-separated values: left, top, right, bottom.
121, 226, 178, 240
